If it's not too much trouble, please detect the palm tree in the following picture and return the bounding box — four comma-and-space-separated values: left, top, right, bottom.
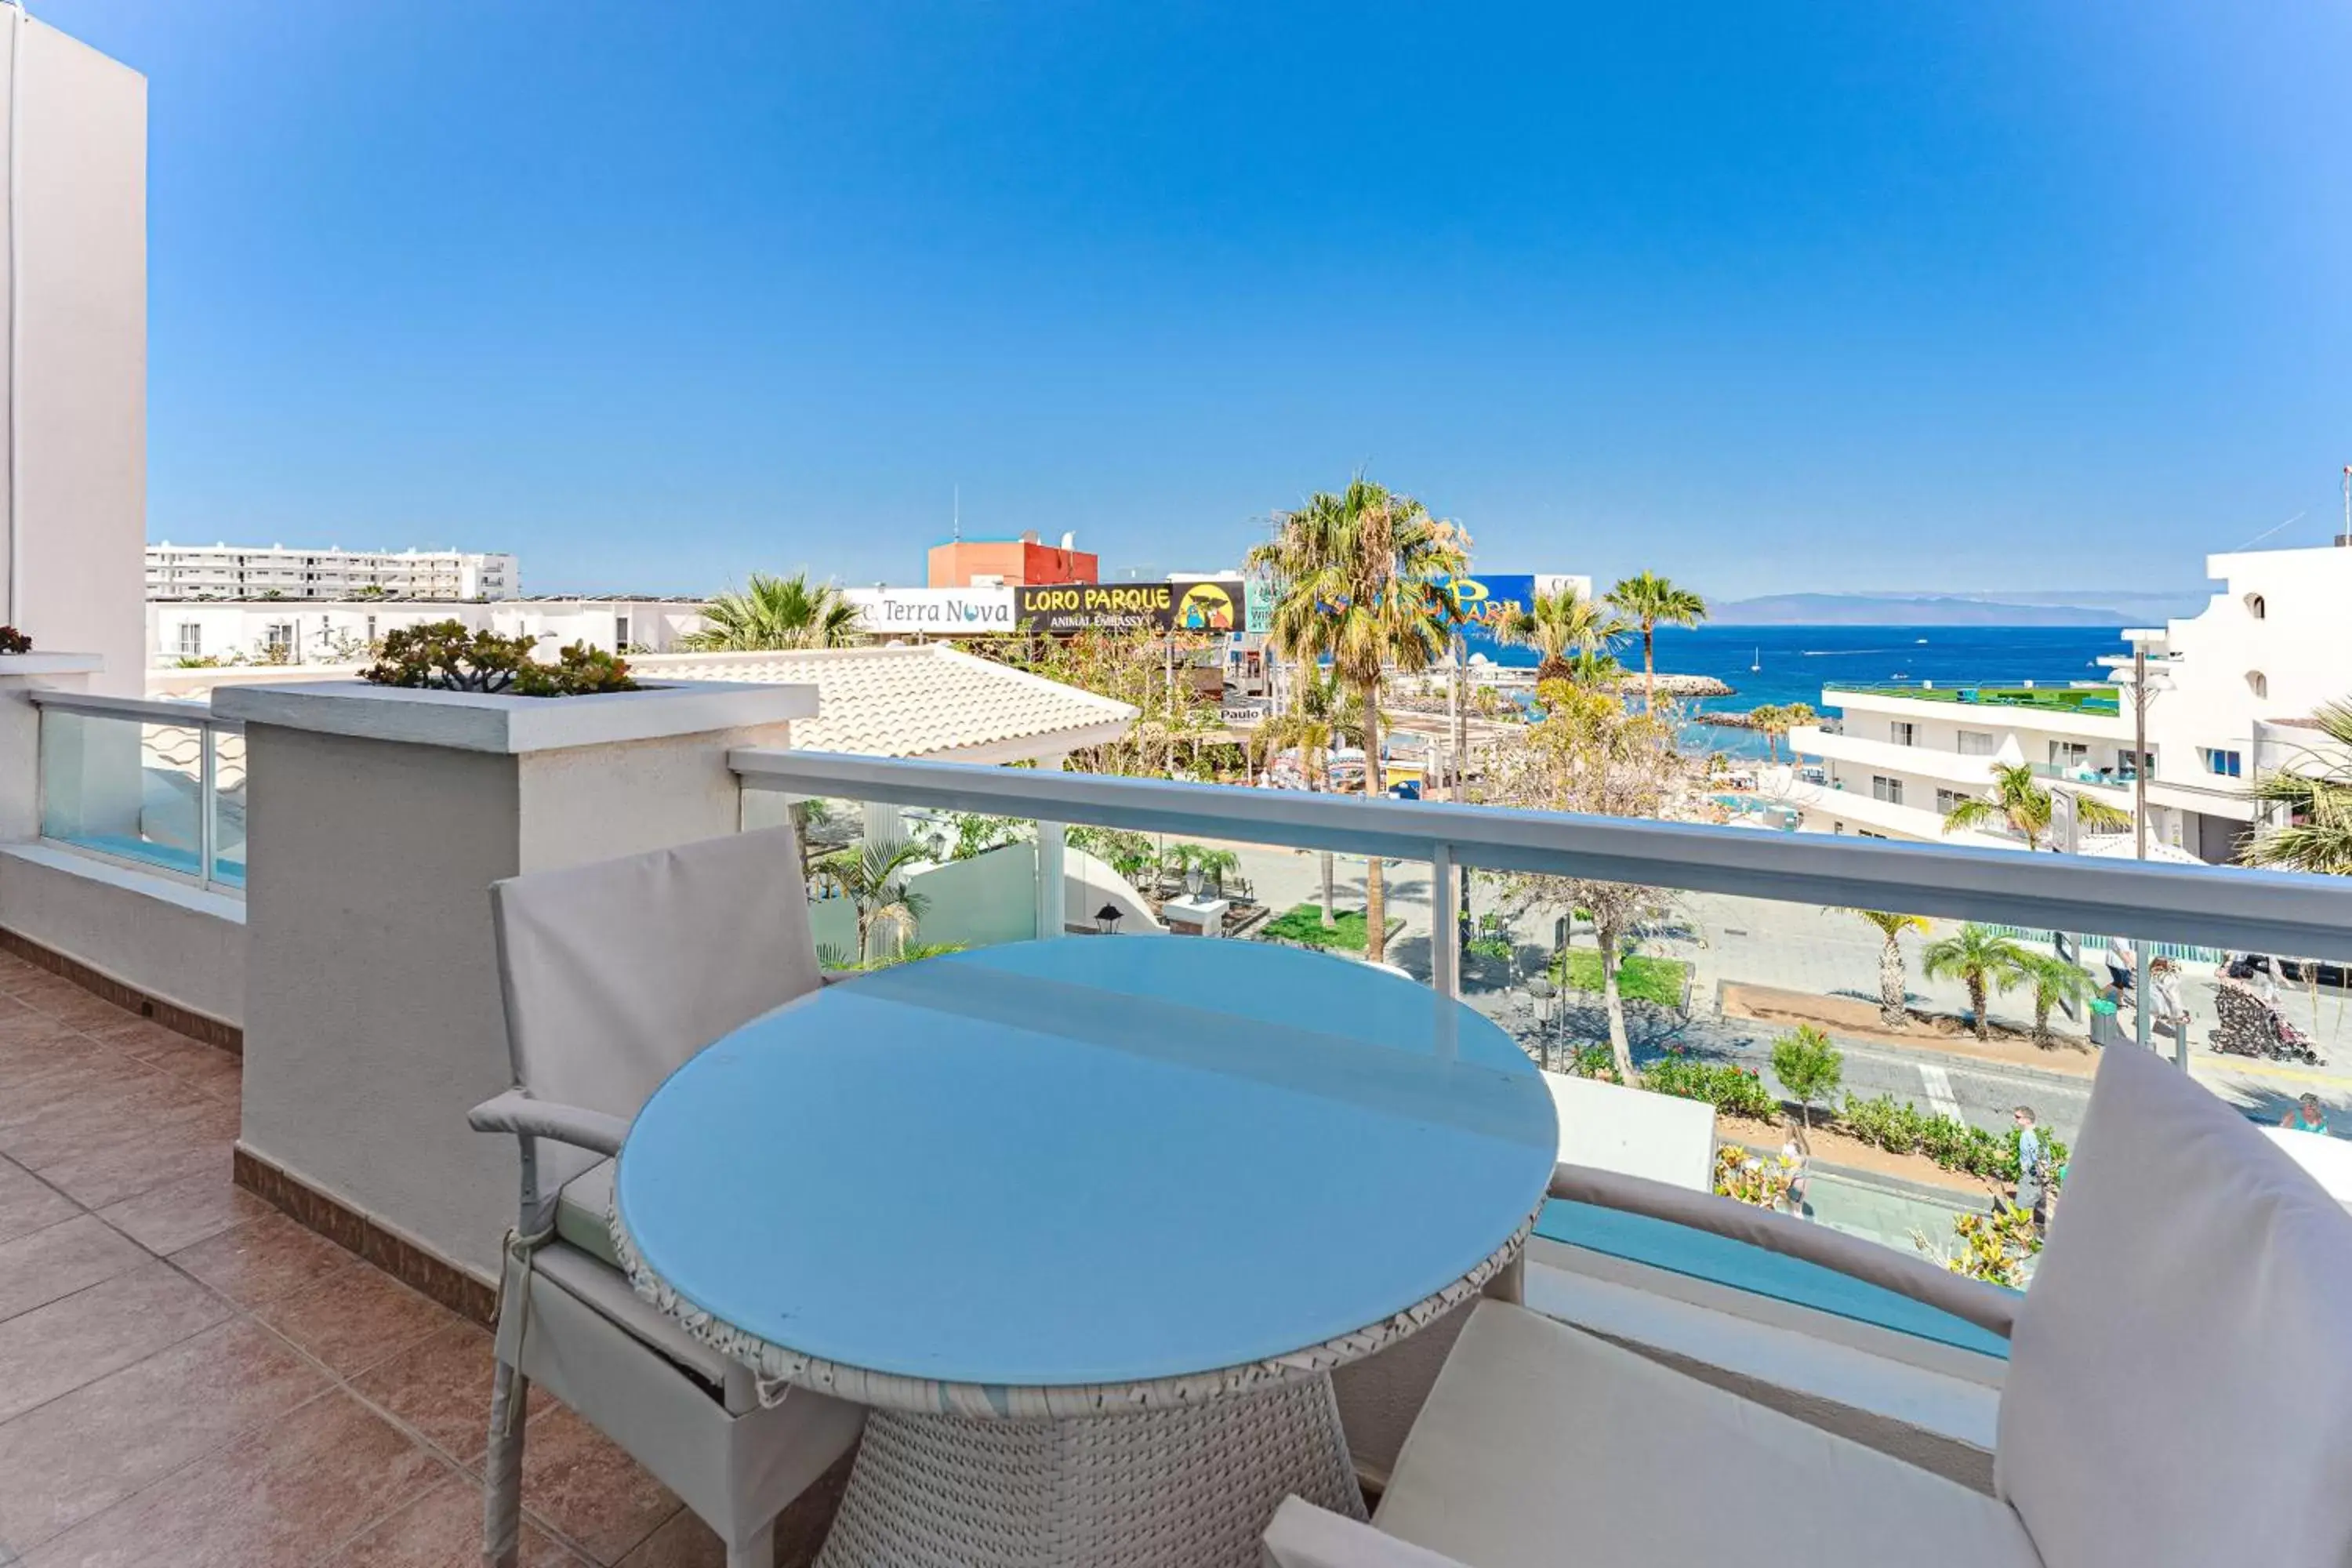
1843, 909, 1929, 1029
684, 572, 862, 652
1751, 704, 1788, 764
1496, 586, 1624, 683
2245, 699, 2352, 874
1248, 479, 1469, 964
815, 838, 931, 964
1250, 662, 1358, 926
1921, 923, 2029, 1041
1559, 650, 1627, 689
1603, 572, 1708, 706
1943, 762, 2129, 850
2010, 949, 2096, 1050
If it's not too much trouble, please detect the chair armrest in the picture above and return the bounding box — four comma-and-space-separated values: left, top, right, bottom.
1547, 1162, 2019, 1340
1261, 1499, 1471, 1568
466, 1089, 630, 1157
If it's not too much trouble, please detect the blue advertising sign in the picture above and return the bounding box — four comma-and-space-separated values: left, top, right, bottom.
1441, 574, 1537, 663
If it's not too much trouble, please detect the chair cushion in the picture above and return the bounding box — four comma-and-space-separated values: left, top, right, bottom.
1374, 1301, 2041, 1568
556, 1159, 619, 1269
1996, 1044, 2352, 1568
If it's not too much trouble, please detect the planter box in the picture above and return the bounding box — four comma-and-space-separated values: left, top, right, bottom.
213, 678, 816, 754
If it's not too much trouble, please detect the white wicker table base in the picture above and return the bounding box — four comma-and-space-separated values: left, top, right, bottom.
814, 1372, 1368, 1568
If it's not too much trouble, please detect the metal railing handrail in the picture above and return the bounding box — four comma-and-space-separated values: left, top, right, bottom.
28, 689, 244, 734
731, 747, 2352, 963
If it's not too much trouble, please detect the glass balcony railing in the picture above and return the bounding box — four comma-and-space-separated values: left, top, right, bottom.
2028, 760, 2138, 789
735, 747, 2352, 1346
33, 693, 245, 892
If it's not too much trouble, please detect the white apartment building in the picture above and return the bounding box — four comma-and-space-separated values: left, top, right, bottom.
147, 597, 706, 668
1784, 540, 2352, 863
146, 543, 520, 601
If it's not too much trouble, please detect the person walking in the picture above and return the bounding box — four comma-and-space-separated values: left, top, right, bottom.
2149, 957, 2190, 1042
2012, 1105, 2050, 1230
2106, 935, 2138, 996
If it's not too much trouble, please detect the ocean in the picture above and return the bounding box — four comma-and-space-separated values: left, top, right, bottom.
1470, 623, 2129, 758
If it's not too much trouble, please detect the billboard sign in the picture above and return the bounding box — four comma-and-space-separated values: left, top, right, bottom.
1016, 579, 1245, 635
1245, 579, 1275, 635
842, 587, 1016, 636
1440, 574, 1538, 664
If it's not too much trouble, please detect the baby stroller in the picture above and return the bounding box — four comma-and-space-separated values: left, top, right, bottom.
2209, 978, 2325, 1065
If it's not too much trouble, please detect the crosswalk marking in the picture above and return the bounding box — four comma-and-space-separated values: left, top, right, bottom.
1918, 1063, 1965, 1123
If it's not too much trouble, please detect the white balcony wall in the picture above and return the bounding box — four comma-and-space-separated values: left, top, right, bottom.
0, 20, 146, 694
232, 681, 814, 1284
1794, 727, 1998, 790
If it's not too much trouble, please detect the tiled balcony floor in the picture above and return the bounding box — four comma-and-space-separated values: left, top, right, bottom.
0, 950, 774, 1568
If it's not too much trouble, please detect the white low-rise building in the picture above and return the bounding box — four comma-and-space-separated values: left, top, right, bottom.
146, 543, 521, 601
1785, 540, 2352, 862
145, 597, 707, 667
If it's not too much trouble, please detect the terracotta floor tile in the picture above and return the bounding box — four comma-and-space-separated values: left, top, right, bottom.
610, 1507, 722, 1568
0, 1260, 233, 1423
1, 1074, 219, 1171
94, 1164, 267, 1254
0, 1317, 330, 1552
169, 1210, 356, 1308
520, 1404, 682, 1565
323, 1471, 582, 1568
351, 1322, 549, 1467
36, 1100, 241, 1210
0, 1214, 151, 1323
20, 1389, 447, 1568
10, 985, 141, 1033
80, 1018, 193, 1057
0, 1023, 89, 1079
96, 1028, 241, 1099
0, 1157, 79, 1247
260, 1261, 457, 1378
0, 1052, 163, 1135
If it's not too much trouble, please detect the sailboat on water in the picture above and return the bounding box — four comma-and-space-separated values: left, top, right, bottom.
1749, 646, 1761, 673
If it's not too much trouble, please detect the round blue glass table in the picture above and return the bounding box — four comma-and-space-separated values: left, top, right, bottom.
612, 937, 1557, 1568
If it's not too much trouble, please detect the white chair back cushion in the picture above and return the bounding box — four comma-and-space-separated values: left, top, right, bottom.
492, 823, 821, 1128
1996, 1043, 2352, 1567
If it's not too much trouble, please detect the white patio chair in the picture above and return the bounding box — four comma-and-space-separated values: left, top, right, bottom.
1265, 1043, 2352, 1568
467, 825, 864, 1568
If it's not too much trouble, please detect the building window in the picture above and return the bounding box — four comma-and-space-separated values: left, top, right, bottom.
1936, 788, 1966, 815
1889, 721, 1915, 746
2118, 748, 2154, 778
1871, 775, 1904, 805
2245, 592, 2266, 619
176, 624, 201, 657
365, 615, 377, 643
265, 622, 295, 654
2049, 741, 2089, 768
2246, 670, 2268, 699
1956, 729, 1995, 757
615, 615, 631, 649
2200, 747, 2243, 779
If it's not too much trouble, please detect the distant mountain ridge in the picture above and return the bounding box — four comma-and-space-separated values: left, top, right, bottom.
1709, 590, 2206, 626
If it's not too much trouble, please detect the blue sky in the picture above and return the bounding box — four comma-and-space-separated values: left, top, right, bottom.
44, 1, 2352, 599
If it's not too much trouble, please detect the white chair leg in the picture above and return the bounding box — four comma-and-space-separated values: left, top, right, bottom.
725, 1519, 775, 1568
481, 1357, 531, 1568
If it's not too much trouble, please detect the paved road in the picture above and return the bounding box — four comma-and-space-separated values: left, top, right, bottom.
1210, 840, 2336, 1152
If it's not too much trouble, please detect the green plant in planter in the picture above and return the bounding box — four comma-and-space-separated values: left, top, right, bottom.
361, 620, 637, 697
0, 625, 31, 654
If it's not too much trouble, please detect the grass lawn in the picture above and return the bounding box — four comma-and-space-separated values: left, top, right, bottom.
1262, 905, 1371, 952
1551, 950, 1690, 1007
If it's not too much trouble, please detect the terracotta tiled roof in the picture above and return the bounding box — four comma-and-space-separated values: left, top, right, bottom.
628, 644, 1136, 760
